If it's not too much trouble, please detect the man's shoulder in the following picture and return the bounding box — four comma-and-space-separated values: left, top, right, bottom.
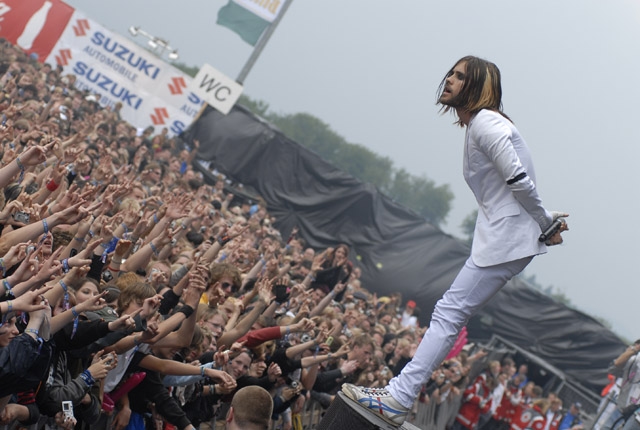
473, 109, 512, 125
469, 109, 513, 138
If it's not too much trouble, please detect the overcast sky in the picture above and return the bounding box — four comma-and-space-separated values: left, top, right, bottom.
64, 0, 640, 340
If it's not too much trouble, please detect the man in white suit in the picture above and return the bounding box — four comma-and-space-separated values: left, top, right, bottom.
343, 55, 569, 427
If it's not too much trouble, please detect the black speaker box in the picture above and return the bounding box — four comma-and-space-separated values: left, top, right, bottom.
317, 392, 421, 430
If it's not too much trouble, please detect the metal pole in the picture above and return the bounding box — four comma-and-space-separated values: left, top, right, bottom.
235, 0, 294, 85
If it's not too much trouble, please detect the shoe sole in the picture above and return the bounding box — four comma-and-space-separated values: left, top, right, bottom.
341, 384, 404, 427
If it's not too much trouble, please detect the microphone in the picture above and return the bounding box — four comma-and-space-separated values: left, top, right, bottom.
539, 218, 565, 243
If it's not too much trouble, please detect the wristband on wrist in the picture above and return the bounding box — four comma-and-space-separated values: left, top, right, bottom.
71, 306, 80, 339
42, 218, 49, 235
0, 258, 5, 277
200, 366, 206, 377
59, 279, 70, 310
6, 300, 12, 312
149, 241, 160, 257
15, 157, 24, 183
80, 369, 95, 386
25, 328, 43, 353
177, 305, 194, 319
61, 258, 70, 273
3, 279, 13, 297
46, 179, 59, 191
217, 235, 231, 246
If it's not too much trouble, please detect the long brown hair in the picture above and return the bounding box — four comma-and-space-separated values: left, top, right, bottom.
437, 55, 510, 126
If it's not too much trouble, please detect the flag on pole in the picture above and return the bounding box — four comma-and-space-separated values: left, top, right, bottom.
217, 0, 284, 46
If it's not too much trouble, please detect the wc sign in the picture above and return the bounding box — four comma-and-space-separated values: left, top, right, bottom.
190, 64, 243, 115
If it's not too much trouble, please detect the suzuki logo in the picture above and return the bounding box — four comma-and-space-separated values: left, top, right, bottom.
168, 77, 187, 95
150, 108, 169, 125
55, 49, 72, 66
73, 19, 90, 37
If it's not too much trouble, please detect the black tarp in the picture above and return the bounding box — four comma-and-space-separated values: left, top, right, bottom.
182, 105, 624, 392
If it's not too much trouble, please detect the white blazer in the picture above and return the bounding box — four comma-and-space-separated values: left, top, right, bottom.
463, 109, 552, 267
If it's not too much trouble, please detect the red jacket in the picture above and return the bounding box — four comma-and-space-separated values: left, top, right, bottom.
236, 326, 282, 348
511, 404, 546, 430
494, 383, 522, 423
456, 377, 493, 430
546, 410, 563, 430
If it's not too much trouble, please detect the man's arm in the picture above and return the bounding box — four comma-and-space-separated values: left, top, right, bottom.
474, 114, 552, 230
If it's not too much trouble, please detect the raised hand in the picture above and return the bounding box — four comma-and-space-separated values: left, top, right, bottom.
257, 278, 275, 305
36, 246, 64, 281
17, 142, 48, 166
293, 318, 315, 333
267, 362, 282, 382
108, 308, 141, 332
87, 351, 117, 380
75, 291, 107, 313
334, 343, 350, 358
0, 200, 24, 224
311, 254, 326, 273
340, 359, 359, 376
2, 241, 28, 268
140, 294, 163, 320
12, 284, 53, 312
205, 368, 236, 387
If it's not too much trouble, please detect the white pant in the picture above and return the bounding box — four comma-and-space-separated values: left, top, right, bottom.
388, 256, 533, 408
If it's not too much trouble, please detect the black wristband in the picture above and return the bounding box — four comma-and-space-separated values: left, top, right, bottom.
177, 305, 194, 319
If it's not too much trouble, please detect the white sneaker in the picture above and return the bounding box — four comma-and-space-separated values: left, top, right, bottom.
341, 383, 408, 427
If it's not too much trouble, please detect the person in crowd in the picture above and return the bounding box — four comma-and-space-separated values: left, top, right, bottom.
514, 364, 530, 389
400, 299, 419, 329
558, 402, 583, 430
224, 386, 273, 430
544, 397, 564, 430
600, 341, 640, 430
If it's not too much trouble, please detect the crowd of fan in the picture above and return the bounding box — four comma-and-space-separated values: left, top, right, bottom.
0, 38, 592, 430
414, 358, 585, 430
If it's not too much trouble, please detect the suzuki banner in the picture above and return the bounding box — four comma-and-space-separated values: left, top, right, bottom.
0, 0, 203, 136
